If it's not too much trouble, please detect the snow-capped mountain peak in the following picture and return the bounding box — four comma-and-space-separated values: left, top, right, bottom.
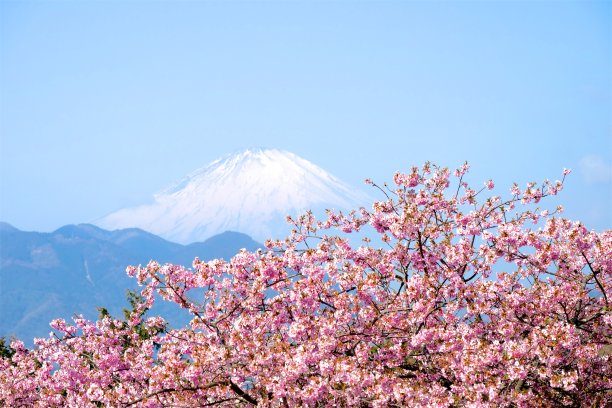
96, 148, 368, 243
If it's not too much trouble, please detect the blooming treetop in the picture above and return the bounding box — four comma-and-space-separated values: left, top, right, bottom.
1, 163, 610, 407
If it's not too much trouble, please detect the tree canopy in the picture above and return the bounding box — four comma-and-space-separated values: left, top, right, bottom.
1, 163, 610, 407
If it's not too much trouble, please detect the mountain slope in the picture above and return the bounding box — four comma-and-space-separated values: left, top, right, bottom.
0, 223, 262, 344
95, 148, 369, 243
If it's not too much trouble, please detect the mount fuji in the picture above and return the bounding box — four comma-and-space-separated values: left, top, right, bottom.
95, 148, 370, 244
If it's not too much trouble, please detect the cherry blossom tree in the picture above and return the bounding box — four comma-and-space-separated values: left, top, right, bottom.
1, 163, 610, 407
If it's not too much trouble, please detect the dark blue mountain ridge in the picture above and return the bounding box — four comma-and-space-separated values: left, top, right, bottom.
0, 223, 262, 345
0, 222, 18, 232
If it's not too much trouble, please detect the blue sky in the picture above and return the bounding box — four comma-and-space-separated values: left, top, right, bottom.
0, 1, 610, 233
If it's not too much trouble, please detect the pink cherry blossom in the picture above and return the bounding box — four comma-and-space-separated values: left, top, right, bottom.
1, 163, 609, 407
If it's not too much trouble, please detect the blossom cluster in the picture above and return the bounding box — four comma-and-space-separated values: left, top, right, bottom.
1, 163, 609, 407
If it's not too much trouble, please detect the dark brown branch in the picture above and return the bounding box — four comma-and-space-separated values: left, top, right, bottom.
228, 380, 257, 405
581, 251, 608, 305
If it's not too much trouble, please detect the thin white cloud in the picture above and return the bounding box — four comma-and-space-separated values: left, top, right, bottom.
579, 155, 612, 184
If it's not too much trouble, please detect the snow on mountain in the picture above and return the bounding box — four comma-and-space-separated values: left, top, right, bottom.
95, 148, 370, 243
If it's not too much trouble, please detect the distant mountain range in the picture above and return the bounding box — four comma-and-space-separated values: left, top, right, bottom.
1, 148, 371, 345
0, 222, 262, 344
95, 148, 369, 243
